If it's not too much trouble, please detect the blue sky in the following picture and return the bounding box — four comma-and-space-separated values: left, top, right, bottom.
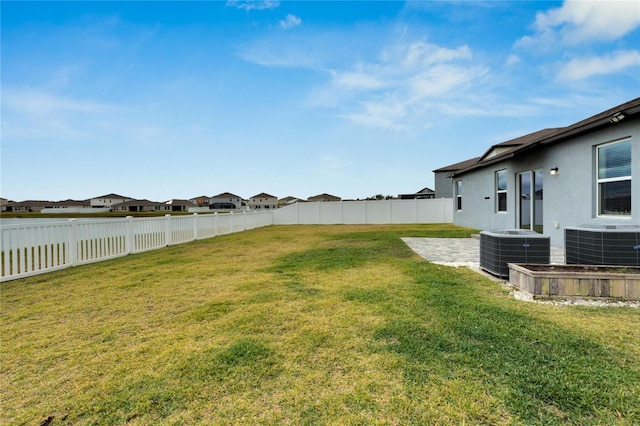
2, 1, 639, 202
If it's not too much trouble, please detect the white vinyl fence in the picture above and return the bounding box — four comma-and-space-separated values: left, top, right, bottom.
273, 198, 452, 225
1, 212, 273, 282
1, 199, 452, 282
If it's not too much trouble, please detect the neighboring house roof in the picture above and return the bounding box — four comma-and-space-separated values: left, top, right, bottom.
415, 187, 434, 195
9, 200, 55, 207
279, 196, 304, 203
450, 97, 640, 177
211, 192, 243, 199
113, 199, 161, 207
92, 193, 131, 199
55, 199, 91, 207
398, 187, 435, 199
250, 193, 277, 199
308, 193, 341, 201
165, 199, 196, 206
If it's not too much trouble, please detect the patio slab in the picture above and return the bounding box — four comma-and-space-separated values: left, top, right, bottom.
401, 237, 565, 270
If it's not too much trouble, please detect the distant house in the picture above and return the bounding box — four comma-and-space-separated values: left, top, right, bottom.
248, 193, 278, 210
0, 198, 14, 212
189, 195, 210, 207
5, 200, 54, 213
307, 193, 341, 202
439, 97, 640, 248
432, 157, 481, 198
209, 192, 244, 210
278, 196, 305, 207
112, 199, 169, 212
164, 199, 196, 212
90, 194, 132, 209
398, 187, 435, 200
50, 199, 91, 209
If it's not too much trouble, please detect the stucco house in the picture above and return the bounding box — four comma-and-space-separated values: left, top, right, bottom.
248, 193, 278, 210
189, 195, 211, 207
442, 97, 639, 248
4, 200, 54, 212
90, 194, 132, 209
209, 192, 244, 210
112, 199, 170, 212
278, 196, 305, 207
164, 199, 196, 212
432, 157, 481, 198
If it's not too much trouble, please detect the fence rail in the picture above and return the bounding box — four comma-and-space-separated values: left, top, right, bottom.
1, 199, 452, 282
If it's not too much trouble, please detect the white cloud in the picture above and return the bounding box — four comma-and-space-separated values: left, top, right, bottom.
505, 54, 520, 67
2, 88, 117, 116
317, 40, 488, 130
517, 0, 640, 47
1, 88, 134, 143
279, 14, 302, 30
226, 0, 279, 11
329, 69, 386, 91
237, 39, 321, 68
318, 155, 350, 176
557, 50, 640, 81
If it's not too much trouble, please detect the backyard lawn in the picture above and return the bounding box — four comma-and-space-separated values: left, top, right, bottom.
2, 224, 639, 425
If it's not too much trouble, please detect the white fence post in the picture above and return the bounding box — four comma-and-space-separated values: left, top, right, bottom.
214, 212, 218, 236
68, 219, 78, 266
164, 214, 172, 246
193, 213, 199, 240
126, 216, 133, 254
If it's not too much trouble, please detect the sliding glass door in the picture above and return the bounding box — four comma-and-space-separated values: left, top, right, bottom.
519, 170, 543, 233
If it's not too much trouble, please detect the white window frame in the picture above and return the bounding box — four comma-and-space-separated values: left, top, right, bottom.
455, 180, 462, 211
495, 169, 508, 213
596, 138, 632, 217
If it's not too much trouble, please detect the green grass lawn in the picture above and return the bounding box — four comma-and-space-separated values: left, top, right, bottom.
2, 224, 639, 425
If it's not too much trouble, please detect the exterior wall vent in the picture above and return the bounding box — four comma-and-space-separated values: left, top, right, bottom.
565, 225, 640, 266
480, 230, 550, 278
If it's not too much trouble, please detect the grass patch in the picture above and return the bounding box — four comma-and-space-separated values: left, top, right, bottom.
2, 224, 639, 425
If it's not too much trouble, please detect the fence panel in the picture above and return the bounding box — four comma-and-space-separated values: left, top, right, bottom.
196, 214, 218, 239
1, 222, 71, 280
170, 215, 196, 245
132, 217, 166, 253
75, 218, 129, 265
273, 199, 452, 225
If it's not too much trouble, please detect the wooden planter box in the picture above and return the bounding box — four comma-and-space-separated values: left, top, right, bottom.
508, 263, 640, 300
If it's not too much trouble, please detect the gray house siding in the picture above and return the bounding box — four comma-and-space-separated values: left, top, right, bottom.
434, 171, 453, 198
452, 119, 639, 248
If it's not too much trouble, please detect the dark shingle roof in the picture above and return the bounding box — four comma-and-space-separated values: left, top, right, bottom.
450, 97, 640, 177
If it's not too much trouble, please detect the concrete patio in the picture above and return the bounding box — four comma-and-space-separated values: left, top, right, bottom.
402, 236, 565, 273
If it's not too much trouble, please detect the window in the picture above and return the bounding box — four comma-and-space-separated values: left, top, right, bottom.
455, 180, 462, 211
496, 169, 507, 212
597, 139, 631, 216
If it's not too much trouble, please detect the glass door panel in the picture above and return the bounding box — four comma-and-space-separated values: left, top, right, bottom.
519, 173, 531, 229
519, 170, 543, 233
534, 169, 543, 233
